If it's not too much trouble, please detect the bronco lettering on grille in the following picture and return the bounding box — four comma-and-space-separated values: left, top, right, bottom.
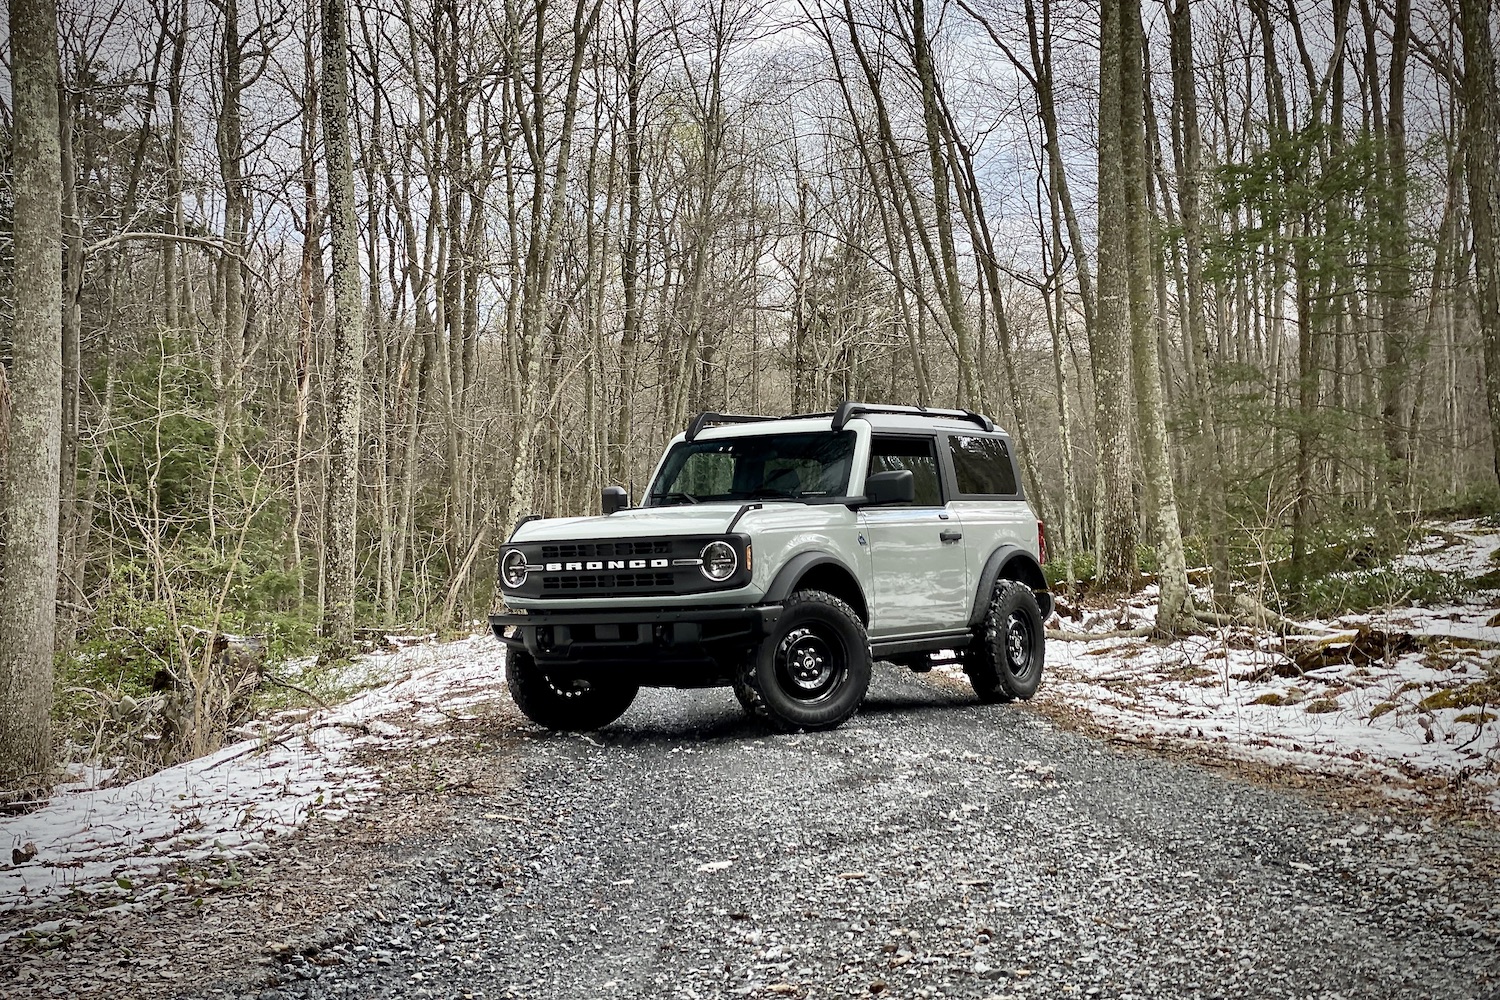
544, 558, 669, 572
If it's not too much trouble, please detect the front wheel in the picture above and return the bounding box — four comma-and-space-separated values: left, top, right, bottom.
737, 590, 871, 732
965, 580, 1046, 703
505, 648, 638, 730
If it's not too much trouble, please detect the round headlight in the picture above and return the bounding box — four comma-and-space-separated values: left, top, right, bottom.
700, 540, 738, 581
500, 548, 528, 589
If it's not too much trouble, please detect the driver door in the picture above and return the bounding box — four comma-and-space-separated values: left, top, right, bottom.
857, 435, 970, 637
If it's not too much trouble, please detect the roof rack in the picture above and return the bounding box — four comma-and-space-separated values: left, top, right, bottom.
684, 411, 777, 441
831, 401, 994, 433
684, 403, 995, 441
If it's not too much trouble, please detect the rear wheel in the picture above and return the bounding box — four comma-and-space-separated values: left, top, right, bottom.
505, 648, 638, 730
965, 580, 1046, 703
737, 590, 871, 732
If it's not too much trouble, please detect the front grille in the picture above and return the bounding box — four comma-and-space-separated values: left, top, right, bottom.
539, 540, 672, 561
542, 572, 674, 592
506, 532, 750, 599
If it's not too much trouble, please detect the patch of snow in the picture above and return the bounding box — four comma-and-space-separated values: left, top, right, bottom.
1375, 602, 1500, 644
1023, 519, 1500, 814
1, 635, 508, 919
1390, 518, 1500, 576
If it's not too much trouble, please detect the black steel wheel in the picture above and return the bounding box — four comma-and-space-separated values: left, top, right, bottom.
505, 648, 638, 731
965, 580, 1046, 703
737, 590, 870, 732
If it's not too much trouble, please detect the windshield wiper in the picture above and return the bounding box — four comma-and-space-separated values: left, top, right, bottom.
648, 491, 700, 505
732, 488, 799, 500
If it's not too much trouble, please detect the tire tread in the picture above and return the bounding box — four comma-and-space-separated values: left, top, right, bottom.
506, 649, 638, 730
965, 580, 1046, 703
738, 590, 870, 732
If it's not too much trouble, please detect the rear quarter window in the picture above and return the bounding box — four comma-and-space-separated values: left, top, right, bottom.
949, 435, 1020, 497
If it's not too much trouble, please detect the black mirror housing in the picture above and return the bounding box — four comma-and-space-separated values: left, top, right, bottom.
602, 485, 629, 514
863, 469, 914, 505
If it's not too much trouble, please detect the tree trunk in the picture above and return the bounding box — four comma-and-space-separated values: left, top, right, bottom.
612, 0, 645, 485
217, 0, 247, 455
294, 0, 322, 605
0, 0, 63, 794
1119, 0, 1193, 630
163, 0, 188, 331
1368, 0, 1415, 492
57, 83, 83, 625
1094, 0, 1139, 590
1461, 0, 1500, 487
1168, 0, 1230, 607
1044, 192, 1079, 593
320, 0, 366, 656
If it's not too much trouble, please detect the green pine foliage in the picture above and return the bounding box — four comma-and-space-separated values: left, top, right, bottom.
54, 340, 323, 748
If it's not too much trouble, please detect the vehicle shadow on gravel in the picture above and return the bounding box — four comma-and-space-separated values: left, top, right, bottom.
856, 689, 984, 719
510, 672, 988, 749
515, 693, 770, 747
586, 718, 766, 745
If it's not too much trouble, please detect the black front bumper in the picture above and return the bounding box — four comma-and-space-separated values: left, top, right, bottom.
490, 604, 782, 681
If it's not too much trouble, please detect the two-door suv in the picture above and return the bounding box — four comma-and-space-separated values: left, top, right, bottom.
491, 402, 1051, 732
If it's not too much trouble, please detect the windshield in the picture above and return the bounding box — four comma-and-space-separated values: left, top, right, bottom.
646, 431, 856, 506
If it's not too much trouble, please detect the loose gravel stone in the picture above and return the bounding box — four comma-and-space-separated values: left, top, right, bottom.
233, 668, 1497, 1000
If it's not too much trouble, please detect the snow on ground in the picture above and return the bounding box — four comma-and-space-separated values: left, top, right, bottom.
0, 634, 508, 923
988, 518, 1500, 813
1391, 517, 1500, 576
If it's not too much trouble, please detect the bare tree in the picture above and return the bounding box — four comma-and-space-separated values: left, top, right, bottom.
0, 0, 64, 793
503, 0, 606, 536
1093, 0, 1139, 589
320, 0, 366, 654
1118, 0, 1192, 629
1461, 0, 1500, 486
1167, 0, 1230, 607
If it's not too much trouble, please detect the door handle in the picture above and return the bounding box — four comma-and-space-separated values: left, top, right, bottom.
939, 529, 963, 543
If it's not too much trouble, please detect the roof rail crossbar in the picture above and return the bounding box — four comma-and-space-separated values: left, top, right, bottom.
684, 411, 777, 441
831, 401, 994, 433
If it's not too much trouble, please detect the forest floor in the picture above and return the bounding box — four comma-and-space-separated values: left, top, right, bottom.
0, 518, 1497, 996
990, 515, 1500, 818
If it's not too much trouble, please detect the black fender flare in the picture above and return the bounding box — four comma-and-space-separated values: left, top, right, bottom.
763, 551, 868, 619
969, 545, 1053, 626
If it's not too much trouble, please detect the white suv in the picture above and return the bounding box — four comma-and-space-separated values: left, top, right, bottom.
492, 402, 1051, 732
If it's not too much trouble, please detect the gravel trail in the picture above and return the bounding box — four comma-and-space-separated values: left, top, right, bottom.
258, 667, 1500, 1000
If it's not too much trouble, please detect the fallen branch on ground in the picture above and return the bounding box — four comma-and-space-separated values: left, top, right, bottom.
1046, 626, 1154, 641
263, 673, 333, 710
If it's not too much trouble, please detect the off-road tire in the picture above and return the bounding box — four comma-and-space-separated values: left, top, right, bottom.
505, 648, 638, 730
737, 590, 871, 732
965, 580, 1045, 703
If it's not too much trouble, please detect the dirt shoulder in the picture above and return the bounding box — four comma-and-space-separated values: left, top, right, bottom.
1029, 689, 1500, 827
0, 706, 524, 999
923, 658, 1500, 828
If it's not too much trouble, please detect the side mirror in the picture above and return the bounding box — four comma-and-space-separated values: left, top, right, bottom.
863, 469, 914, 505
602, 485, 629, 514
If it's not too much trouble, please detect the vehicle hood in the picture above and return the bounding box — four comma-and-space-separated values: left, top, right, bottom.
509, 503, 795, 542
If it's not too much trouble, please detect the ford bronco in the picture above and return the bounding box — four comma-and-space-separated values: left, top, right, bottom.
491, 401, 1051, 732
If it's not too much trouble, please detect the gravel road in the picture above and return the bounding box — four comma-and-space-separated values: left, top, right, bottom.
254, 666, 1500, 1000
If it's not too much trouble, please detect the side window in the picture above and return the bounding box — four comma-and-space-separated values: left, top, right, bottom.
949, 435, 1019, 496
868, 436, 943, 506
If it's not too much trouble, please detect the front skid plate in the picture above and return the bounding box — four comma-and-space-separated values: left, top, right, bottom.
492, 605, 780, 686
